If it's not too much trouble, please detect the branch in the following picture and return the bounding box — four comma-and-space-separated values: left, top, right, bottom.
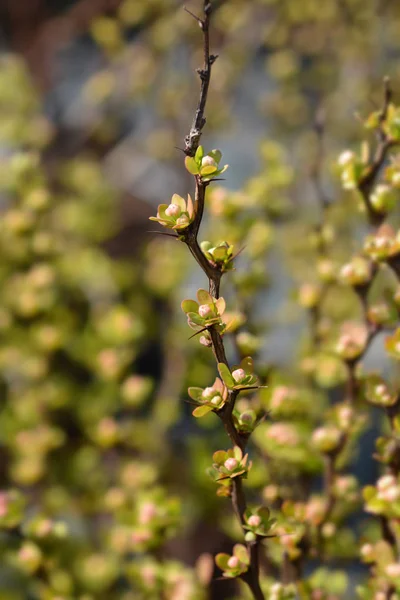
358, 78, 396, 226
181, 3, 264, 598
184, 1, 218, 157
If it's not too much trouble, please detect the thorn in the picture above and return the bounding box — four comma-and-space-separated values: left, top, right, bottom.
184, 6, 204, 27
188, 327, 208, 340
209, 54, 219, 64
174, 146, 185, 153
147, 230, 179, 238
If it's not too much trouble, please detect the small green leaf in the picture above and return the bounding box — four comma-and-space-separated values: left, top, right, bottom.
233, 544, 249, 564
187, 312, 205, 325
240, 356, 254, 374
200, 240, 213, 252
215, 553, 230, 570
185, 156, 199, 175
213, 450, 227, 464
197, 289, 212, 304
181, 299, 199, 314
195, 145, 204, 163
200, 165, 218, 176
208, 149, 222, 163
188, 387, 203, 401
192, 405, 213, 417
170, 193, 186, 210
218, 363, 235, 388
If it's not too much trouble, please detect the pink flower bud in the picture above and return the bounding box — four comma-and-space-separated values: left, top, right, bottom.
232, 368, 246, 383
247, 515, 261, 528
386, 563, 400, 578
227, 556, 239, 569
338, 150, 355, 166
165, 203, 181, 217
202, 156, 217, 168
198, 304, 212, 318
199, 335, 212, 347
224, 458, 238, 471
139, 502, 157, 524
202, 387, 215, 399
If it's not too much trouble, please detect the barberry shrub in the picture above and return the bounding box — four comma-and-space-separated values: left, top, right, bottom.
1, 1, 400, 600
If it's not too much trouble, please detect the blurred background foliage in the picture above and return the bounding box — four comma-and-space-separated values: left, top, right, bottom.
0, 0, 400, 598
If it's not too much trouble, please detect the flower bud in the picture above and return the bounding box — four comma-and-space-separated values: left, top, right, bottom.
386, 563, 400, 578
312, 426, 341, 453
227, 556, 239, 569
202, 156, 217, 168
198, 304, 212, 318
199, 335, 212, 347
232, 368, 246, 383
338, 150, 355, 166
370, 183, 396, 213
165, 203, 181, 217
247, 515, 261, 527
224, 458, 238, 471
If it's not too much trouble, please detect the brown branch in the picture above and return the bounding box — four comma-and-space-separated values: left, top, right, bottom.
358, 78, 396, 226
181, 4, 264, 598
184, 1, 218, 157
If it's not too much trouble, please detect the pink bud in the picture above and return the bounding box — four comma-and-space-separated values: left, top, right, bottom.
202, 387, 215, 399
139, 502, 157, 524
165, 203, 181, 217
199, 335, 212, 347
338, 150, 355, 166
224, 458, 238, 471
386, 563, 400, 577
198, 304, 212, 318
232, 368, 246, 383
202, 156, 217, 168
247, 515, 261, 527
227, 556, 239, 569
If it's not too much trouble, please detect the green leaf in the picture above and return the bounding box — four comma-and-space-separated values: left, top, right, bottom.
233, 544, 249, 564
185, 156, 199, 175
197, 289, 212, 304
192, 405, 213, 418
181, 299, 199, 314
195, 145, 204, 163
170, 193, 186, 210
188, 387, 203, 401
208, 149, 222, 163
215, 553, 230, 570
187, 312, 205, 325
217, 164, 229, 175
218, 363, 235, 388
240, 356, 254, 374
213, 450, 227, 464
200, 165, 218, 176
200, 240, 213, 253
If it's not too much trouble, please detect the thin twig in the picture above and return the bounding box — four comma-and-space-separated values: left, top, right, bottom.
180, 3, 264, 598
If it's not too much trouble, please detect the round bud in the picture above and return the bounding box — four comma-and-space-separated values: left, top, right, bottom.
224, 458, 238, 471
165, 203, 181, 217
198, 304, 212, 318
232, 368, 246, 383
227, 556, 239, 569
247, 515, 261, 528
338, 150, 355, 166
201, 155, 217, 168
